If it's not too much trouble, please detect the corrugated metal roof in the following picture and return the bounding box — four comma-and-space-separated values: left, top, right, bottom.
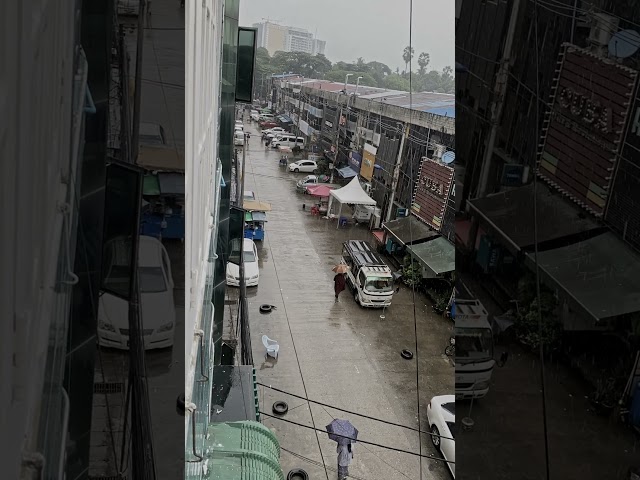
205, 421, 284, 480
407, 236, 455, 275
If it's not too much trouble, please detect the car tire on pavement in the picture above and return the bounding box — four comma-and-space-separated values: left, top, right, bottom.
431, 425, 441, 450
272, 401, 289, 415
354, 292, 360, 305
294, 168, 299, 173
287, 468, 309, 480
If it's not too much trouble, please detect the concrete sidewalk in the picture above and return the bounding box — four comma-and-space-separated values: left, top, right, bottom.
234, 122, 454, 480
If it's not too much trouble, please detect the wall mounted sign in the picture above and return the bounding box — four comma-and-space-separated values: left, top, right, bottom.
538, 43, 638, 216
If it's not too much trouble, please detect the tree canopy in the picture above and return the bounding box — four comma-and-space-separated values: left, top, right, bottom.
252, 48, 454, 98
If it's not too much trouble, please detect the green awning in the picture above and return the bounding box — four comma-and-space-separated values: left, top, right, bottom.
205, 421, 284, 480
407, 237, 455, 275
143, 174, 161, 196
245, 211, 253, 222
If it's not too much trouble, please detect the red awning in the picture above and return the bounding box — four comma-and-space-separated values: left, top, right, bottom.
372, 229, 385, 245
306, 185, 335, 197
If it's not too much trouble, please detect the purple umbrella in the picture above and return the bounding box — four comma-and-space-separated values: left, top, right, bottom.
326, 419, 358, 446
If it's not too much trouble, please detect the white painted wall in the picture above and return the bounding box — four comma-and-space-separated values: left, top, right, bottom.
184, 0, 224, 447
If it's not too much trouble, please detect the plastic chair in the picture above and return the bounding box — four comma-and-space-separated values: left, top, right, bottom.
262, 335, 280, 359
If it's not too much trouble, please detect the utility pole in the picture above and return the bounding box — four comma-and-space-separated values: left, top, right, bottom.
475, 0, 521, 199
131, 0, 147, 163
329, 103, 344, 184
297, 77, 304, 137
385, 123, 408, 222
240, 134, 248, 204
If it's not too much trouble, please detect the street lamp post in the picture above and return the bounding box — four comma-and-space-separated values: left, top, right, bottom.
355, 76, 363, 96
343, 73, 352, 94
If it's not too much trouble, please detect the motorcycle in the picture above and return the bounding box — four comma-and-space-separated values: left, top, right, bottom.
279, 155, 288, 166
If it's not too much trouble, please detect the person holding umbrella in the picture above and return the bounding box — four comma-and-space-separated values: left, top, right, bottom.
326, 418, 358, 479
332, 264, 349, 301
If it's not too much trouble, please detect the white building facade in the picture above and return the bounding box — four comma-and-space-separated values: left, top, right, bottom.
184, 0, 224, 472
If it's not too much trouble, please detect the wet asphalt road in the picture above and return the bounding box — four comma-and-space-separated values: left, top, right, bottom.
233, 120, 455, 479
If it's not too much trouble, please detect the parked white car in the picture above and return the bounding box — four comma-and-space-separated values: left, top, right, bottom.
250, 111, 261, 121
288, 160, 318, 173
98, 236, 176, 350
226, 238, 260, 287
426, 395, 456, 478
263, 127, 286, 137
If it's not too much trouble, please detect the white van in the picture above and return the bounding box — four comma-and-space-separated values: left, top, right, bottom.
234, 131, 245, 146
271, 134, 304, 149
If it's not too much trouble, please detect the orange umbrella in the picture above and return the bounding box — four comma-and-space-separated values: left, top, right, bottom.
332, 264, 349, 274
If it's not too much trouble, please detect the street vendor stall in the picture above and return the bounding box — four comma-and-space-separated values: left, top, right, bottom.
326, 177, 377, 228
140, 172, 185, 240
305, 184, 335, 216
243, 200, 272, 241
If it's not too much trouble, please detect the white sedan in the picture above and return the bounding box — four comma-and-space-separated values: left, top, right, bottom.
426, 395, 456, 478
226, 238, 260, 287
98, 236, 176, 350
288, 160, 318, 173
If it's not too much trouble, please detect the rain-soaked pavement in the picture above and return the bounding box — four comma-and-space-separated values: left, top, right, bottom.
455, 273, 640, 480
229, 120, 455, 480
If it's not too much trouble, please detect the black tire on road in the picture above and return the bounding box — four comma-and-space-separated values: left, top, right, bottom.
287, 468, 309, 480
401, 349, 414, 360
445, 345, 455, 357
272, 401, 289, 415
294, 168, 299, 173
431, 425, 441, 450
354, 292, 360, 305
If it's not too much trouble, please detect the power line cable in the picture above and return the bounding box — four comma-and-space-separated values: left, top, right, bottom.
407, 2, 424, 479
259, 412, 454, 464
257, 383, 453, 440
532, 2, 552, 479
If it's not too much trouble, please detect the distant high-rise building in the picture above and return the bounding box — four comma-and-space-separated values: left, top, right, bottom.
253, 21, 288, 55
312, 39, 326, 56
253, 21, 325, 56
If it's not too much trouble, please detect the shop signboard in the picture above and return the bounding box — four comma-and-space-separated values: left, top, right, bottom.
360, 143, 377, 181
348, 151, 362, 173
538, 43, 638, 216
411, 158, 455, 231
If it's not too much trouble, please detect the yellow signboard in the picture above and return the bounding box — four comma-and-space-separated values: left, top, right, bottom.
360, 144, 377, 181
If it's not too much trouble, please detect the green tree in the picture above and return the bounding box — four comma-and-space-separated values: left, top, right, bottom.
384, 73, 411, 92
325, 70, 377, 88
402, 46, 415, 72
417, 52, 430, 75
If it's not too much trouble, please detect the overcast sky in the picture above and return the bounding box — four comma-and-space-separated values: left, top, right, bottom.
239, 0, 455, 73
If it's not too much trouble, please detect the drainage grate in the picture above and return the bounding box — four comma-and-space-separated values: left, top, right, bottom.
93, 382, 124, 394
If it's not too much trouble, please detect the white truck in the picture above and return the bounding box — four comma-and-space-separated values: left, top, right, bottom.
454, 282, 496, 399
341, 240, 395, 308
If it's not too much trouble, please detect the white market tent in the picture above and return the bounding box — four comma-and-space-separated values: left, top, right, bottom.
327, 177, 377, 228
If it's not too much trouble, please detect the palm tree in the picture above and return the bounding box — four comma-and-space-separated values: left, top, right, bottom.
417, 52, 430, 75
402, 46, 415, 73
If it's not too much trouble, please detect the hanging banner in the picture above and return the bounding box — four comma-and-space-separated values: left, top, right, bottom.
360, 143, 377, 181
348, 151, 362, 173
